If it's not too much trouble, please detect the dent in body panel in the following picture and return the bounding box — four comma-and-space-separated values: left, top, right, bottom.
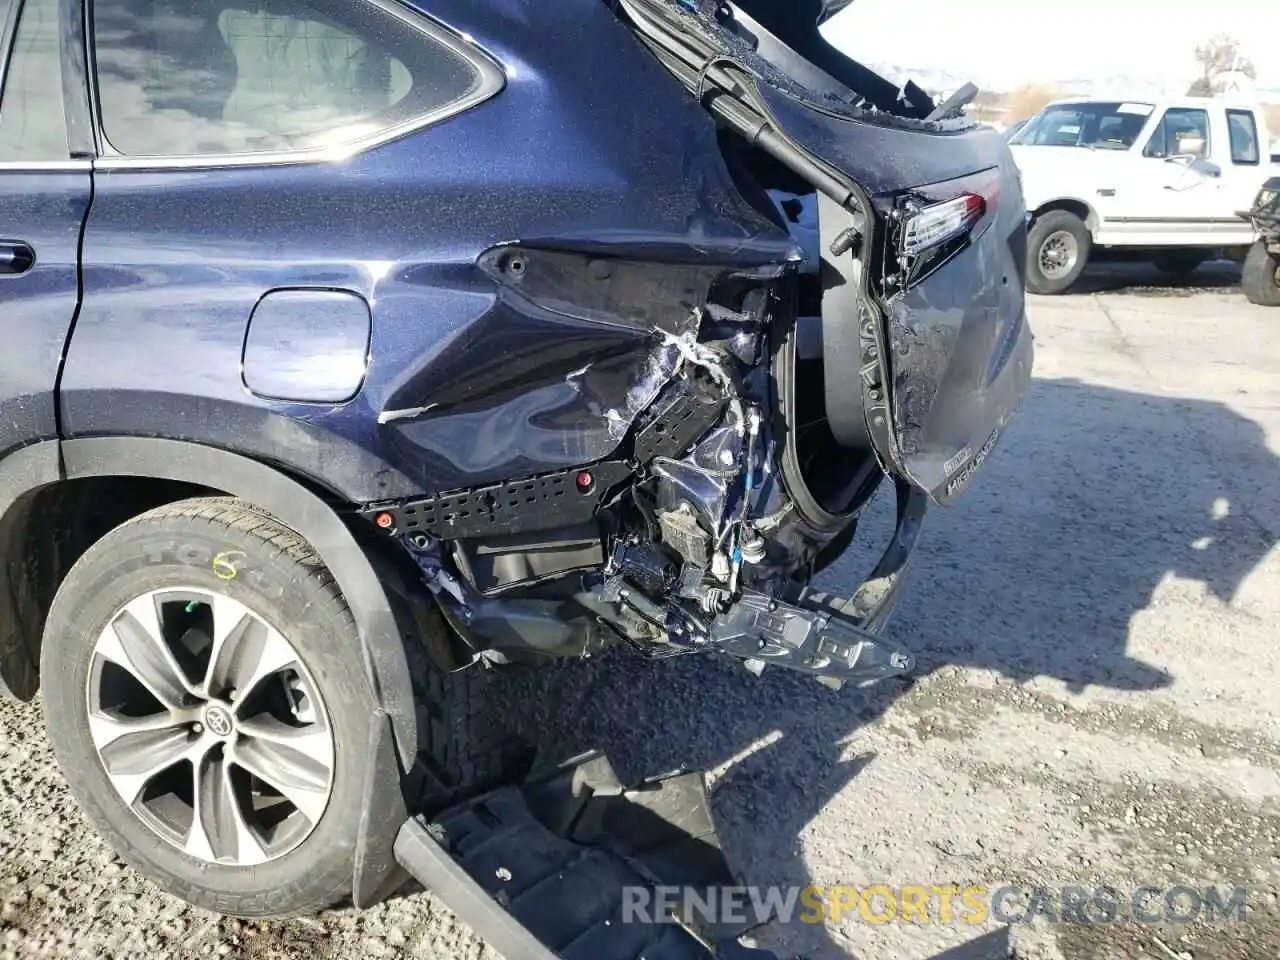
386, 339, 676, 483
376, 249, 767, 488
54, 0, 929, 683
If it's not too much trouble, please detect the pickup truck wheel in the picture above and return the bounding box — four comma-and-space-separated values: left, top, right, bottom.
1027, 211, 1091, 294
1242, 240, 1280, 306
40, 498, 386, 918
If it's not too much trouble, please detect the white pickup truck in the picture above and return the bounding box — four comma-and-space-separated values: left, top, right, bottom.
1010, 97, 1280, 293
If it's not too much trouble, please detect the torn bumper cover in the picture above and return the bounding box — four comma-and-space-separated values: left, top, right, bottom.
394, 752, 782, 960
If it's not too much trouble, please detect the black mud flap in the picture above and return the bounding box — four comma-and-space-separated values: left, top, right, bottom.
395, 753, 780, 960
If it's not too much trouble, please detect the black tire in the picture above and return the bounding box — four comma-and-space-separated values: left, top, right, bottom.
1152, 249, 1209, 279
1242, 240, 1280, 306
1026, 210, 1091, 295
41, 498, 391, 918
398, 601, 535, 815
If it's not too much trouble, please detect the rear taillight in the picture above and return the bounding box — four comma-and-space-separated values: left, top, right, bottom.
901, 194, 986, 256
888, 168, 1002, 289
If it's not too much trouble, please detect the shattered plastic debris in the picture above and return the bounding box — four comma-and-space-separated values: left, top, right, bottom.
605, 325, 745, 448
645, 316, 780, 586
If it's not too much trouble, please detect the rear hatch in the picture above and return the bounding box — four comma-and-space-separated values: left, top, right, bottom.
617, 0, 1033, 505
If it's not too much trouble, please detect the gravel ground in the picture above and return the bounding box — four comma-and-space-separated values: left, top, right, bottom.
3, 263, 1279, 959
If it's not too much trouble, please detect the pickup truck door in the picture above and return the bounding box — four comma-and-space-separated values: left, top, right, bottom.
0, 0, 92, 454
1109, 105, 1250, 245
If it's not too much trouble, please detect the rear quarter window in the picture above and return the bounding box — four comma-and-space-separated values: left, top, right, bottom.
92, 0, 502, 160
1226, 109, 1260, 165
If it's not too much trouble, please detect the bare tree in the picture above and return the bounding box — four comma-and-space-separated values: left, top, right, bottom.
1189, 35, 1257, 96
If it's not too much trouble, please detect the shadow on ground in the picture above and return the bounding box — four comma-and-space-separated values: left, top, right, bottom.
482, 374, 1276, 960
1059, 257, 1243, 297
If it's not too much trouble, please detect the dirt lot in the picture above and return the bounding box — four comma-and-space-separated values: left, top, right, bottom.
2, 264, 1278, 959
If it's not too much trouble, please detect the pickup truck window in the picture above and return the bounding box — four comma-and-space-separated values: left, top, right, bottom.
1143, 108, 1211, 160
0, 0, 68, 161
1226, 109, 1260, 165
1012, 102, 1150, 150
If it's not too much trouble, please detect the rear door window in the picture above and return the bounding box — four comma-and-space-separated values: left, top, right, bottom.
0, 0, 71, 161
1143, 107, 1211, 160
1226, 109, 1260, 165
91, 0, 499, 159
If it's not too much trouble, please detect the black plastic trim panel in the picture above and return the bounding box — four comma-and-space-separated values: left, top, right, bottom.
0, 442, 64, 702
634, 376, 726, 464
363, 462, 634, 540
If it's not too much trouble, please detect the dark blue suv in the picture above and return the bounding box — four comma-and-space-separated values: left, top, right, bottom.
0, 0, 1031, 933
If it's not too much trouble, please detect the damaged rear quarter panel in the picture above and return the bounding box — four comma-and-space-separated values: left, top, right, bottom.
360, 0, 803, 497
62, 0, 797, 504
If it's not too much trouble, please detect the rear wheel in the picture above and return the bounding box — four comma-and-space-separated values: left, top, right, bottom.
41, 499, 385, 917
1027, 211, 1091, 295
1242, 240, 1280, 306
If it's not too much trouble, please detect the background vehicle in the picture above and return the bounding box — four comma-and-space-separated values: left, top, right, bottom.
1241, 177, 1280, 305
1004, 117, 1029, 141
0, 0, 1030, 949
1011, 96, 1280, 293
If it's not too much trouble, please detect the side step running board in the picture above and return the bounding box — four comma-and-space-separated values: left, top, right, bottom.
395, 753, 779, 960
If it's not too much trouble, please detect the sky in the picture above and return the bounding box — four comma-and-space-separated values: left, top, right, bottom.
822, 0, 1280, 93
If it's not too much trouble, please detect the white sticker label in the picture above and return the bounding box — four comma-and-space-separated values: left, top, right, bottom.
1117, 102, 1154, 116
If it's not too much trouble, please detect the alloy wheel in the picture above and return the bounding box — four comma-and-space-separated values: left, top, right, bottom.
85, 589, 334, 866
